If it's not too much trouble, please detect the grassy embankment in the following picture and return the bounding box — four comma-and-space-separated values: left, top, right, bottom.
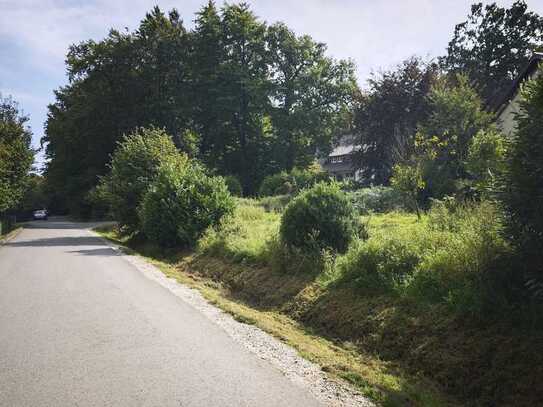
97, 198, 543, 406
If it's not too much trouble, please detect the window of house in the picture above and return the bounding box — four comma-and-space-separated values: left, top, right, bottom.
329, 156, 344, 163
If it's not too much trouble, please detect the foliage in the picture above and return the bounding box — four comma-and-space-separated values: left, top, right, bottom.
501, 73, 543, 276
43, 3, 356, 212
336, 200, 512, 314
346, 186, 404, 215
258, 194, 292, 213
224, 175, 243, 197
466, 128, 508, 196
337, 233, 421, 293
139, 157, 235, 248
390, 163, 425, 217
280, 182, 361, 253
98, 128, 181, 232
43, 7, 191, 215
353, 57, 440, 184
17, 174, 47, 213
413, 75, 494, 200
442, 1, 543, 103
266, 22, 356, 171
0, 95, 34, 213
258, 165, 329, 196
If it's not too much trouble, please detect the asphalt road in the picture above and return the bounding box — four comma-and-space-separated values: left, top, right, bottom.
0, 219, 322, 407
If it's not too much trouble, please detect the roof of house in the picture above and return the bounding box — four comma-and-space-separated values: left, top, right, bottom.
329, 143, 361, 157
492, 51, 543, 115
328, 134, 362, 157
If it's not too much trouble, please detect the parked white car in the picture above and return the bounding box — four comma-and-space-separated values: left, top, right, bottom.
33, 209, 48, 220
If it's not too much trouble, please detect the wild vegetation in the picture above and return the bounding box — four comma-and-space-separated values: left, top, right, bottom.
42, 3, 356, 215
1, 0, 541, 405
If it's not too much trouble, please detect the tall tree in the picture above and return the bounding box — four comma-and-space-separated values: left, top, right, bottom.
442, 1, 543, 104
266, 23, 356, 172
414, 75, 494, 199
219, 3, 270, 193
44, 7, 191, 216
0, 95, 34, 213
353, 57, 440, 184
190, 1, 229, 169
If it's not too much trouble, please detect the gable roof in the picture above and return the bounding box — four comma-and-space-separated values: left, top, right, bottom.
492, 51, 543, 116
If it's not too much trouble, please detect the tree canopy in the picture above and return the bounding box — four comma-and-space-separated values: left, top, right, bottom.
43, 2, 356, 213
0, 95, 34, 213
441, 1, 543, 104
353, 57, 440, 184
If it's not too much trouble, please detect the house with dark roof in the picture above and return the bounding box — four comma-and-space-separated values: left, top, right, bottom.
319, 135, 362, 181
493, 51, 543, 136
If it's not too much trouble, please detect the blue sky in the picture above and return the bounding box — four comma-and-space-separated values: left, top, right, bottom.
2, 0, 543, 169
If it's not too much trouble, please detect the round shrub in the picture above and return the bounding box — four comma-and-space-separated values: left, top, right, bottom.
139, 158, 235, 248
280, 182, 361, 253
224, 175, 243, 197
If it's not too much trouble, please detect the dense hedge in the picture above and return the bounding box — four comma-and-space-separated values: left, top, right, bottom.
139, 158, 235, 247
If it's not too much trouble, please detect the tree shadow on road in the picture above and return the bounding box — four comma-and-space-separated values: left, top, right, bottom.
6, 236, 107, 247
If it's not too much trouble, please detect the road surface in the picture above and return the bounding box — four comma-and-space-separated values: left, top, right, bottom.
0, 219, 322, 407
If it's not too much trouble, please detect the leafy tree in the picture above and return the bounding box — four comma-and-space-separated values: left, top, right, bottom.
98, 128, 181, 233
390, 163, 424, 218
218, 3, 270, 194
353, 57, 440, 184
18, 174, 47, 213
415, 75, 494, 199
190, 1, 227, 168
442, 1, 543, 104
0, 95, 34, 213
44, 8, 191, 215
44, 3, 358, 211
501, 73, 543, 275
266, 23, 356, 171
466, 128, 508, 195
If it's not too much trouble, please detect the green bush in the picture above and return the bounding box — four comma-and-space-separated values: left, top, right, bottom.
466, 129, 507, 196
346, 186, 404, 215
224, 175, 243, 197
139, 158, 235, 248
280, 182, 361, 253
98, 127, 180, 233
501, 74, 543, 277
258, 166, 329, 197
